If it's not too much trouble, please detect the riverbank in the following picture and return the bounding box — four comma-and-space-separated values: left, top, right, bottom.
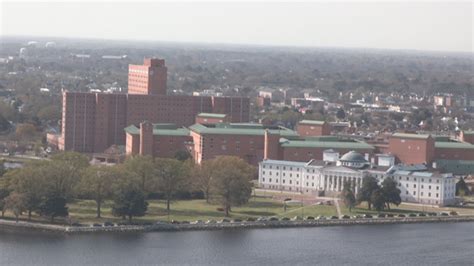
1, 215, 474, 234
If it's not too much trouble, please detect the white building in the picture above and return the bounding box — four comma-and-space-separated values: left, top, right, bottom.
258, 151, 457, 206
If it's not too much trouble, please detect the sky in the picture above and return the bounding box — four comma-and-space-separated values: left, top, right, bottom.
1, 1, 472, 52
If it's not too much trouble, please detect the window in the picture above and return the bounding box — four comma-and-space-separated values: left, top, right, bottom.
289, 180, 292, 184
436, 186, 439, 190
269, 178, 272, 183
283, 180, 285, 184
262, 178, 265, 182
428, 192, 431, 197
414, 191, 416, 195
413, 184, 416, 188
436, 193, 439, 198
429, 185, 431, 190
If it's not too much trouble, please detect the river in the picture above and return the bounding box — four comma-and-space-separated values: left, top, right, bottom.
0, 222, 472, 265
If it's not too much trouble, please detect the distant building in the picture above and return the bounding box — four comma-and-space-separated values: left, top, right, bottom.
258, 151, 457, 206
296, 120, 331, 137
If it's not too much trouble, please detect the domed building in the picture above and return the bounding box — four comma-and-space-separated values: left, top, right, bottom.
337, 150, 369, 169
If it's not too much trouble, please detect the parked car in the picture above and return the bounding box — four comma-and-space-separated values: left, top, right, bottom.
281, 217, 290, 221
386, 214, 394, 218
190, 220, 203, 225
427, 212, 437, 217
246, 217, 256, 222
104, 221, 114, 227
205, 219, 217, 224
256, 217, 267, 222
418, 213, 426, 217
232, 218, 242, 223
363, 214, 373, 218
377, 213, 386, 218
305, 216, 315, 220
408, 213, 417, 217
171, 220, 180, 224
449, 211, 458, 216
329, 216, 339, 220
180, 221, 190, 224
352, 215, 363, 219
219, 218, 231, 223
291, 216, 302, 221
398, 214, 406, 218
316, 216, 326, 220
340, 215, 350, 219
71, 222, 85, 227
92, 223, 102, 227
440, 212, 449, 216
268, 217, 279, 221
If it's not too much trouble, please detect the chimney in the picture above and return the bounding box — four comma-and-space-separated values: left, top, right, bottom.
139, 121, 153, 156
264, 129, 280, 160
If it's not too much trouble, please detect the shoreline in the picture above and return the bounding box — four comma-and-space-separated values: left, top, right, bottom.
1, 216, 473, 234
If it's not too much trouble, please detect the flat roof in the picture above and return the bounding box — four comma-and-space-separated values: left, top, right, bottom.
280, 139, 375, 150
392, 133, 431, 140
435, 141, 474, 150
125, 124, 190, 136
463, 131, 474, 135
197, 113, 227, 118
298, 120, 326, 126
189, 123, 298, 137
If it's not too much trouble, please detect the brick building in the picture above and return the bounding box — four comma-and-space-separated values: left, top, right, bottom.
53, 59, 250, 153
125, 122, 191, 158
296, 120, 331, 137
388, 133, 435, 165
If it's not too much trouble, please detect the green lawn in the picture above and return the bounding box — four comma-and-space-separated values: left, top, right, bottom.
2, 193, 472, 225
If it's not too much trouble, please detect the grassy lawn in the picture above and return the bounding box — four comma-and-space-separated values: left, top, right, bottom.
2, 194, 472, 225
340, 202, 474, 216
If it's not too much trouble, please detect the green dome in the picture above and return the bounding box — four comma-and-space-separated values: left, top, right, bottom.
340, 151, 367, 162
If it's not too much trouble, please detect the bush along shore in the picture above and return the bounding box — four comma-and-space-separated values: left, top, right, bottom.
1, 215, 474, 234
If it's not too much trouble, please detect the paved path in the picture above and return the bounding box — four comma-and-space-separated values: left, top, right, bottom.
334, 199, 342, 217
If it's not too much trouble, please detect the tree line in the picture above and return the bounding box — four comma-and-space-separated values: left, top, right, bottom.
0, 153, 255, 223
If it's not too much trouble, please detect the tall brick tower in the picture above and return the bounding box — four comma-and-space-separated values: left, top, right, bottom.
128, 58, 167, 95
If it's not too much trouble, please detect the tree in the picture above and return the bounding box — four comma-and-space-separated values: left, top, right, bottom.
39, 192, 68, 223
48, 152, 89, 199
0, 188, 9, 217
336, 108, 346, 120
341, 180, 356, 212
210, 156, 253, 216
357, 176, 380, 210
112, 185, 148, 223
5, 165, 46, 220
154, 158, 190, 213
0, 114, 10, 132
15, 123, 37, 140
381, 178, 401, 209
370, 189, 386, 212
78, 165, 117, 218
456, 177, 470, 196
193, 160, 215, 203
174, 150, 191, 162
123, 155, 155, 193
4, 192, 26, 222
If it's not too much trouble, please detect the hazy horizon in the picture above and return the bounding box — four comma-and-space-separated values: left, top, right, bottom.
1, 1, 473, 53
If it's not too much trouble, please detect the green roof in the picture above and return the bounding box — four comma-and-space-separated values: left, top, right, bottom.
125, 124, 189, 136
298, 120, 326, 126
189, 123, 298, 137
435, 141, 474, 149
281, 139, 375, 150
435, 159, 474, 175
197, 113, 227, 119
392, 133, 431, 140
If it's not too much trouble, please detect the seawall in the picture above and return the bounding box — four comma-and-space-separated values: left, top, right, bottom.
1, 216, 474, 234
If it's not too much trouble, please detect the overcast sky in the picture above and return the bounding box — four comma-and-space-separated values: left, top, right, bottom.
1, 1, 472, 52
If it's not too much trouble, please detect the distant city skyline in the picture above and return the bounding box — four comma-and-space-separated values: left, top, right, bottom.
1, 1, 472, 53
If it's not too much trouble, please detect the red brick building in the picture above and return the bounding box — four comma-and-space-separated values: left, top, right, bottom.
388, 133, 435, 165
125, 122, 192, 158
296, 120, 331, 137
54, 58, 250, 153
195, 113, 230, 125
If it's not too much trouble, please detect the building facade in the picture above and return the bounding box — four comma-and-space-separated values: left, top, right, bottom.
258, 151, 457, 206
